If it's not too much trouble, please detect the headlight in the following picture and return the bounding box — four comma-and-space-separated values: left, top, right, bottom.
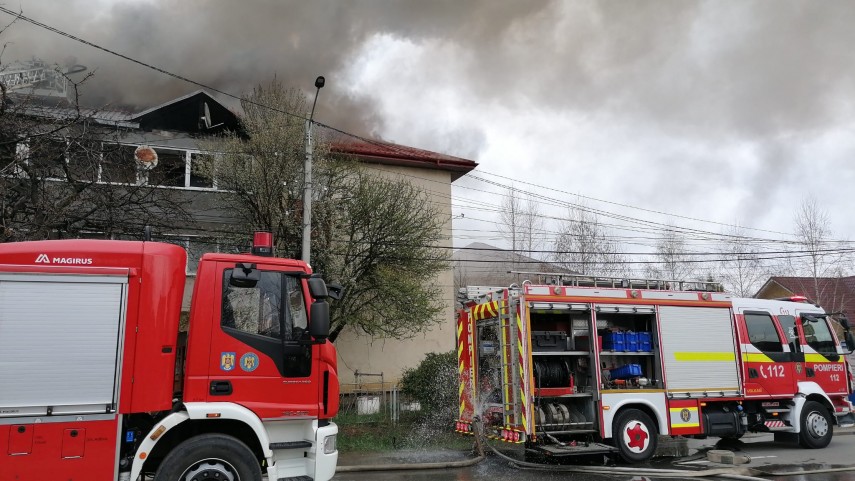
323, 434, 337, 454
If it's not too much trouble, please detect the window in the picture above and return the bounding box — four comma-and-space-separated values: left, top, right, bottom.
100, 144, 137, 184
287, 276, 307, 337
148, 149, 186, 187
30, 139, 66, 179
744, 312, 784, 352
221, 271, 307, 342
778, 315, 800, 353
66, 139, 100, 182
802, 315, 837, 357
189, 153, 214, 188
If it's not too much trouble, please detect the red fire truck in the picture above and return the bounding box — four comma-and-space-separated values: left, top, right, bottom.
455, 276, 855, 462
0, 233, 340, 481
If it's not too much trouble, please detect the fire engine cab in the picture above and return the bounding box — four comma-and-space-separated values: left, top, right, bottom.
455, 275, 855, 462
0, 233, 340, 481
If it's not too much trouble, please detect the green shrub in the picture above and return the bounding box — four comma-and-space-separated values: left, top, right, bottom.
399, 350, 457, 424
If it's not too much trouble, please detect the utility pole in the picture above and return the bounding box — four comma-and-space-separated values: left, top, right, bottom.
302, 76, 325, 265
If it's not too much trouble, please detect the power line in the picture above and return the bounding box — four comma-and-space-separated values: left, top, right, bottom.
7, 7, 852, 274
2, 5, 797, 249
476, 170, 798, 238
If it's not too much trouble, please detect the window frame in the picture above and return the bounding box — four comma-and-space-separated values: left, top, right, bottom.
219, 266, 312, 378
743, 311, 785, 353
800, 313, 840, 361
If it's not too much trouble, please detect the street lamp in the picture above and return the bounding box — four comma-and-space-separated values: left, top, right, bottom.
302, 75, 325, 265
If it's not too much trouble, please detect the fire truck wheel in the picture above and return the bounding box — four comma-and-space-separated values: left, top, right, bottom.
799, 400, 833, 449
154, 433, 262, 481
612, 408, 658, 463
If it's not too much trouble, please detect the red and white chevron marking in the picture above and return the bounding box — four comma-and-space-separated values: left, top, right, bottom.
765, 420, 786, 428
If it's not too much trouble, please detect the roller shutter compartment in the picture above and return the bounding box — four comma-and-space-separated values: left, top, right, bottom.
0, 274, 127, 417
658, 306, 740, 396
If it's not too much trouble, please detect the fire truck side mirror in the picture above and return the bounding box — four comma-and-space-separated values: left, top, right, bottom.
229, 263, 260, 288
307, 277, 328, 299
326, 283, 344, 301
309, 300, 331, 340
845, 331, 855, 354
839, 316, 851, 330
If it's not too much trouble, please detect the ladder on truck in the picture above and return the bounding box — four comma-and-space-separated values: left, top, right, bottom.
497, 297, 522, 431
508, 271, 724, 292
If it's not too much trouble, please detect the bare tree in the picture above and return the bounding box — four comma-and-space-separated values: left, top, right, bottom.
553, 205, 628, 277
646, 228, 697, 282
498, 185, 523, 263
716, 225, 768, 296
498, 186, 545, 267
520, 195, 544, 258
201, 79, 448, 341
779, 196, 852, 312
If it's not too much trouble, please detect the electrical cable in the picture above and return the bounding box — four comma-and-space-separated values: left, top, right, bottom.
6, 7, 852, 281
1, 5, 829, 253
476, 170, 798, 238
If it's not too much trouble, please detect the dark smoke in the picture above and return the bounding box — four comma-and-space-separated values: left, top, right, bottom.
3, 1, 855, 161
2, 0, 550, 143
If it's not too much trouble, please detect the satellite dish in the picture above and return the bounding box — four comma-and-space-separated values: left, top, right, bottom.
134, 145, 158, 170
201, 102, 212, 129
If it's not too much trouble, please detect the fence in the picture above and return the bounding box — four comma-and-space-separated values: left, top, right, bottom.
338, 370, 420, 425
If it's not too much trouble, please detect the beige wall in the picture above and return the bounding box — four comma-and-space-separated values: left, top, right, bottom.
334, 164, 456, 388
755, 282, 793, 300
177, 162, 459, 387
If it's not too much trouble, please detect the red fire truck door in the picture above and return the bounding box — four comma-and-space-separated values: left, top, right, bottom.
795, 311, 849, 396
740, 310, 798, 398
207, 263, 320, 419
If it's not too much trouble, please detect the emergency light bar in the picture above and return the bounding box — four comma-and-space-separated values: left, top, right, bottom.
252, 232, 273, 257
774, 295, 813, 304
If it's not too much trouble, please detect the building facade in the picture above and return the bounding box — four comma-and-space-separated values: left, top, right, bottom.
9, 84, 477, 386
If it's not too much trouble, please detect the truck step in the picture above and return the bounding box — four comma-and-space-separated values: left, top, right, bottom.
278, 477, 312, 481
270, 441, 312, 450
535, 442, 616, 457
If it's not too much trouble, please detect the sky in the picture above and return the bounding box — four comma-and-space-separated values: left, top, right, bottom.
4, 0, 855, 278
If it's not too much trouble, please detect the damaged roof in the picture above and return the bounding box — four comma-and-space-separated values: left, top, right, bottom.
12, 88, 478, 178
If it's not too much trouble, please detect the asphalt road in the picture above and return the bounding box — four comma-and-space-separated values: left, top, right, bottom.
333, 428, 855, 481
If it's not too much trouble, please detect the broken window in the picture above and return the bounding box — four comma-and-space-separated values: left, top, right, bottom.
30, 139, 67, 179
148, 149, 186, 187
66, 139, 100, 182
100, 144, 137, 184
189, 152, 214, 188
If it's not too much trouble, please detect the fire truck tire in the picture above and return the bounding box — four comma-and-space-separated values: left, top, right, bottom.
612, 409, 658, 463
799, 401, 833, 449
154, 433, 262, 481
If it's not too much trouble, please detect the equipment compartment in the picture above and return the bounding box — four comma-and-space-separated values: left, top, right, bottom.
595, 305, 662, 390
535, 397, 596, 434
532, 331, 568, 352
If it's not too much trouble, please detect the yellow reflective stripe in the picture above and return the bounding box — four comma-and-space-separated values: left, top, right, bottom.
803, 353, 845, 363
673, 352, 736, 362
669, 407, 698, 413
671, 422, 700, 428
667, 387, 740, 392
470, 300, 507, 321
742, 352, 774, 363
